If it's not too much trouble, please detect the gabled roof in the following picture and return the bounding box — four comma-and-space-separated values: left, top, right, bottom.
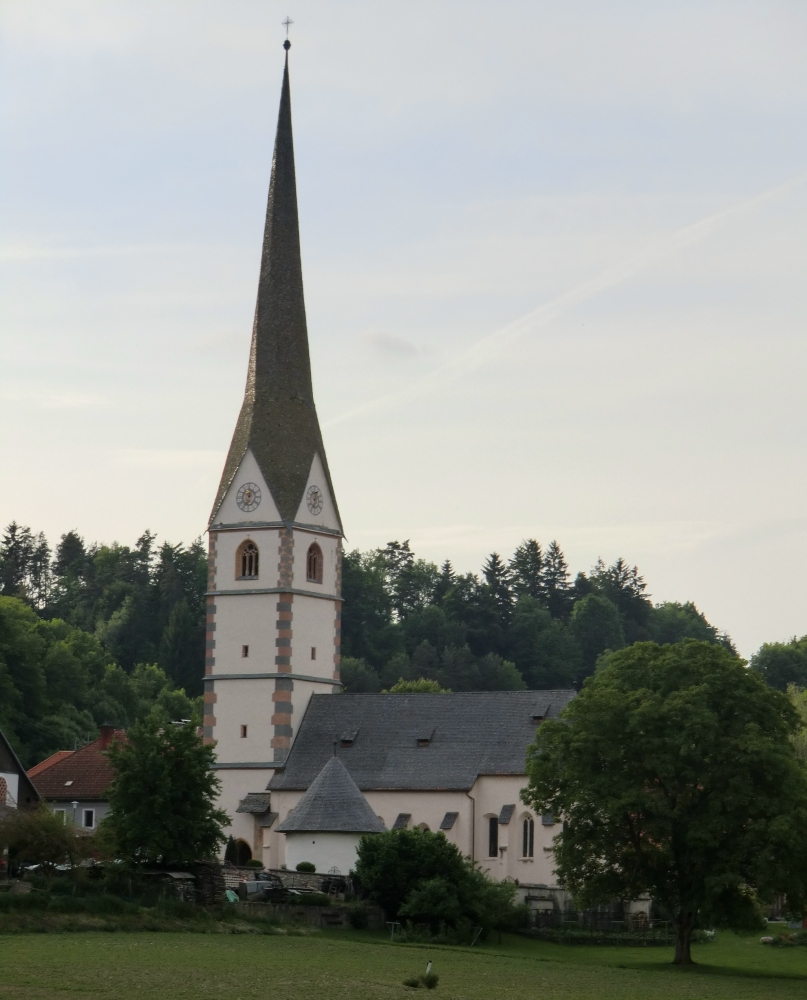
276, 756, 386, 834
29, 730, 125, 801
269, 690, 576, 793
27, 750, 74, 779
210, 45, 341, 529
0, 728, 40, 808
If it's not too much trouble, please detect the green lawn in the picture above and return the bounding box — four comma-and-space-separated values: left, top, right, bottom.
1, 928, 806, 999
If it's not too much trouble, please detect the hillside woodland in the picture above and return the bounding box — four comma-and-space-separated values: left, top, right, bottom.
0, 522, 802, 766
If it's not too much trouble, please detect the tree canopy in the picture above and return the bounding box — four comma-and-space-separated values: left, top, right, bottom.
523, 640, 807, 964
354, 827, 519, 938
105, 717, 228, 864
340, 538, 734, 694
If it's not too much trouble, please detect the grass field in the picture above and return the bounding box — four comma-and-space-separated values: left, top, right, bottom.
1, 928, 806, 999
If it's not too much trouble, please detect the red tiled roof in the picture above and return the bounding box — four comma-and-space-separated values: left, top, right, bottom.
29, 731, 126, 801
27, 750, 74, 779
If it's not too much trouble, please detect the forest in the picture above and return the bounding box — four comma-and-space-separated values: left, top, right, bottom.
1, 521, 805, 766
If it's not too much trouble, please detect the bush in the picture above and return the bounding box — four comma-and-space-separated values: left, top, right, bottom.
288, 892, 330, 906
422, 972, 439, 989
295, 861, 316, 872
348, 907, 370, 929
246, 859, 264, 869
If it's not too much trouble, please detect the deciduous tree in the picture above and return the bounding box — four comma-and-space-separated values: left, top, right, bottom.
523, 641, 807, 965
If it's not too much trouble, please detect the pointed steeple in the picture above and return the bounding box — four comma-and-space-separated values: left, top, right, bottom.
211, 43, 341, 528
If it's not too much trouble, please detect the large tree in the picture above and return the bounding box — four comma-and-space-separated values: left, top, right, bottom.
105, 717, 228, 863
523, 640, 807, 965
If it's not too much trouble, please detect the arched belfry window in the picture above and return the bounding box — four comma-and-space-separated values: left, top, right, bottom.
306, 543, 323, 584
237, 540, 259, 579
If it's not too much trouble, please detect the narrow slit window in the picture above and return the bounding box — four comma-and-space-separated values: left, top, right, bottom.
237, 540, 259, 579
522, 817, 534, 858
311, 646, 316, 660
240, 725, 248, 739
242, 645, 249, 658
306, 543, 323, 584
488, 816, 499, 858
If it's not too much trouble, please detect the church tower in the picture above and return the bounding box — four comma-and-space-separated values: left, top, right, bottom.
204, 42, 343, 854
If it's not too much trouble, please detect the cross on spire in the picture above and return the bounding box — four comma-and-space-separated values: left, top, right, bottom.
282, 16, 293, 37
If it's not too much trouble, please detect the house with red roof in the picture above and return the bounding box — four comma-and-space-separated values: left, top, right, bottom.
28, 725, 124, 832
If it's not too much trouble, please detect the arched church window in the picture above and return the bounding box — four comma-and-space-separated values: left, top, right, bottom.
306, 543, 323, 584
522, 816, 535, 858
237, 540, 259, 579
488, 816, 499, 858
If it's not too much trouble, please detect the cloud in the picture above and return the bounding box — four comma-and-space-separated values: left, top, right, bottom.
360, 331, 420, 358
324, 169, 807, 430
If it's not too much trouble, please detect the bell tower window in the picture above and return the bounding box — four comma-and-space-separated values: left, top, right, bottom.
237, 540, 259, 579
306, 542, 323, 584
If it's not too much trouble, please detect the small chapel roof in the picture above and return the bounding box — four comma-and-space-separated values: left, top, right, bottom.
210, 44, 340, 528
276, 756, 386, 834
269, 690, 576, 793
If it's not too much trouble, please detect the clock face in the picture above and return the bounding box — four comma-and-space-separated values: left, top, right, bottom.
236, 482, 262, 512
306, 485, 324, 515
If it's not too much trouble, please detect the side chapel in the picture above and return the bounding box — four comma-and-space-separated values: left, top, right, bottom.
205, 42, 575, 899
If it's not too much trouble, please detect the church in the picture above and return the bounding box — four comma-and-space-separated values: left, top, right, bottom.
204, 42, 574, 895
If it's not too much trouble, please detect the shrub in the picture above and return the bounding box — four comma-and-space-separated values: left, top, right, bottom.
422, 972, 439, 989
403, 977, 421, 988
295, 861, 316, 872
289, 892, 330, 906
348, 907, 370, 929
246, 859, 264, 869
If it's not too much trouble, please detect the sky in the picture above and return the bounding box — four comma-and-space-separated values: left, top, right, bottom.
1, 0, 806, 659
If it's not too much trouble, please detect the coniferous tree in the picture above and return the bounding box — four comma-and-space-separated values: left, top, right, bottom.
483, 552, 513, 628
509, 539, 543, 600
540, 541, 574, 620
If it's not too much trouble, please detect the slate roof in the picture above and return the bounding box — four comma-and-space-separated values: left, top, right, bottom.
276, 756, 386, 833
269, 690, 575, 792
210, 46, 340, 529
236, 792, 273, 814
29, 731, 125, 801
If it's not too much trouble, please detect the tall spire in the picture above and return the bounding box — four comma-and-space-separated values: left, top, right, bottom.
211, 43, 340, 528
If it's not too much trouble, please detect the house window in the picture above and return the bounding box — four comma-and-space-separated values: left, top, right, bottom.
488, 816, 499, 858
83, 809, 95, 830
237, 540, 259, 579
53, 809, 65, 824
306, 543, 323, 584
522, 817, 534, 858
311, 646, 316, 660
240, 725, 248, 739
242, 645, 249, 658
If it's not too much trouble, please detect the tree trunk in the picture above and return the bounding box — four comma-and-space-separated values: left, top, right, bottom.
673, 910, 695, 965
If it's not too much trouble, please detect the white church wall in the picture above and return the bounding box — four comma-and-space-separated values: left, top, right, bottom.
283, 831, 364, 876
214, 529, 281, 592
471, 775, 558, 886
212, 594, 277, 676
214, 767, 275, 857
215, 449, 281, 525
212, 678, 275, 764
292, 452, 341, 533
289, 595, 338, 680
